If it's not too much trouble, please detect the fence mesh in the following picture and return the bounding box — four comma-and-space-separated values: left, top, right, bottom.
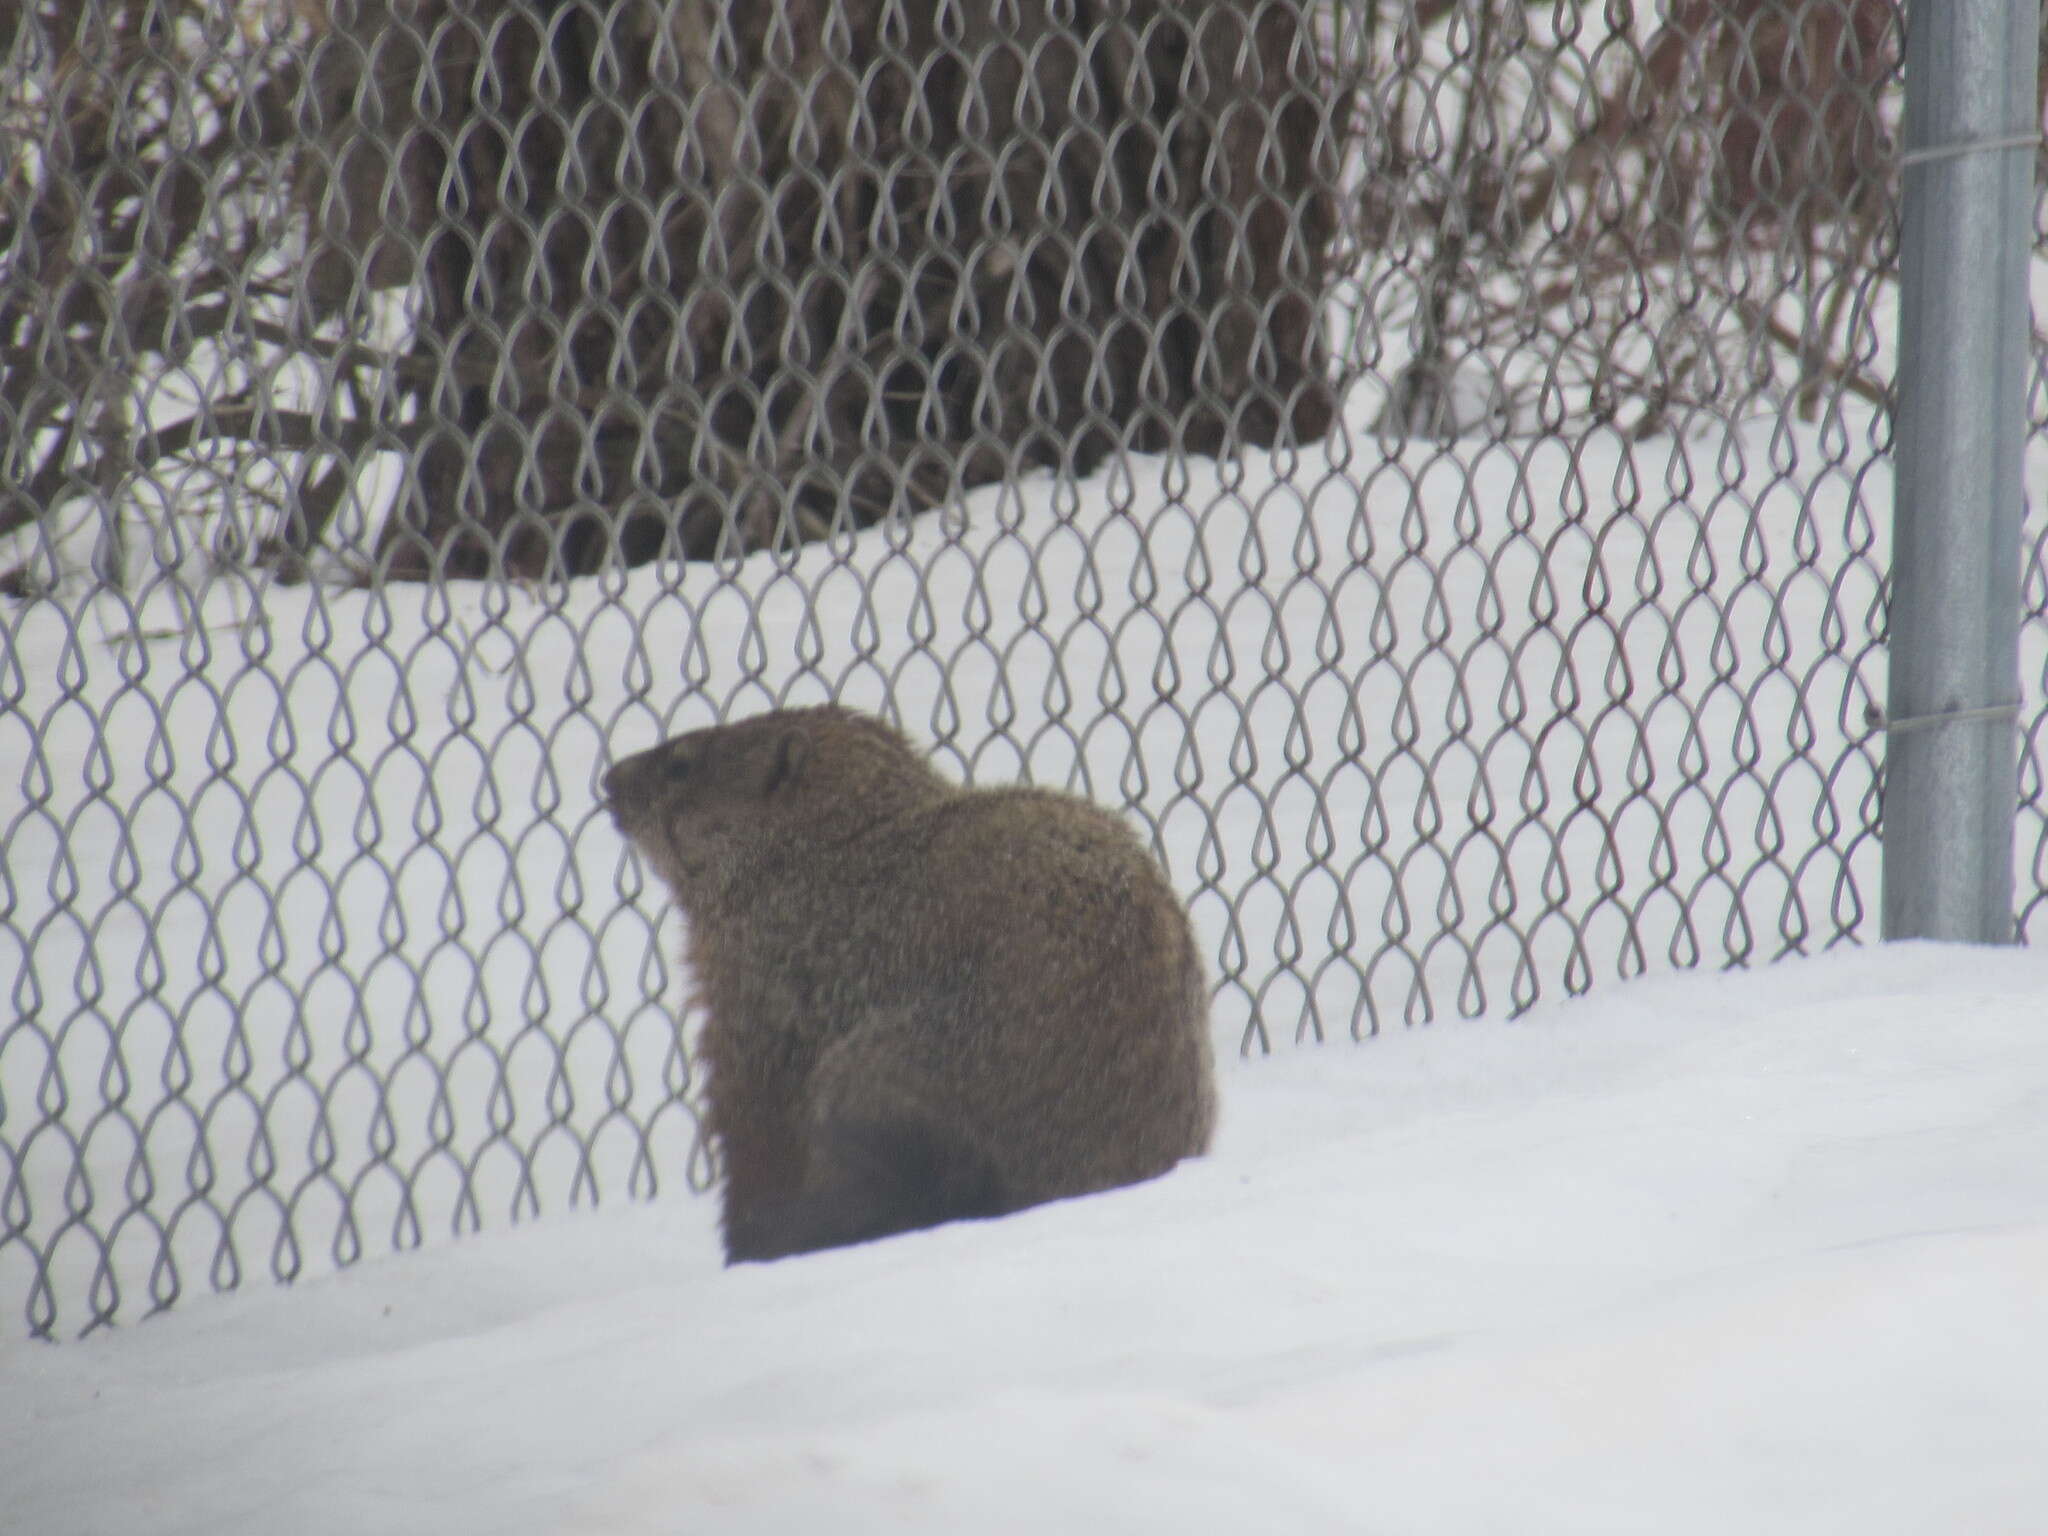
1, 0, 2041, 1339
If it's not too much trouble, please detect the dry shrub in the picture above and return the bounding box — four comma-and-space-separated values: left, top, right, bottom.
0, 0, 325, 589
1349, 0, 1901, 441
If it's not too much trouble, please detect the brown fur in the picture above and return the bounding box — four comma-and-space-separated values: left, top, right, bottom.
602, 705, 1216, 1262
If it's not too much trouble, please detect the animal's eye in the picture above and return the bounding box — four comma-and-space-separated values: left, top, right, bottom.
663, 751, 694, 781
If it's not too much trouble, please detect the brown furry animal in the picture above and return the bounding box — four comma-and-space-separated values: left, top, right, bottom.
602, 705, 1216, 1262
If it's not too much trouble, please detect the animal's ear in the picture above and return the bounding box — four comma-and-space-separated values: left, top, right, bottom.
661, 741, 699, 782
764, 729, 808, 796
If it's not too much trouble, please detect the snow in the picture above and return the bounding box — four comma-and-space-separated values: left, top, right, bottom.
6, 942, 2048, 1534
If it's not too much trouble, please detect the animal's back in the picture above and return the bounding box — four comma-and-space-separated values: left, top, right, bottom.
819, 785, 1215, 1203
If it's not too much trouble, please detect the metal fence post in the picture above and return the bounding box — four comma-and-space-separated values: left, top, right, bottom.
1884, 0, 2036, 943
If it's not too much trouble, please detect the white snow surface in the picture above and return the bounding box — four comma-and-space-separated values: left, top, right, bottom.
8, 940, 2048, 1535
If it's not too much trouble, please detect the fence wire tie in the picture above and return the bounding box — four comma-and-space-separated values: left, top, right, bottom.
1899, 131, 2043, 169
1870, 701, 2023, 738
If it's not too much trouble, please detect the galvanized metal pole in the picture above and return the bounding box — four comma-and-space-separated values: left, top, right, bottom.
1883, 0, 2036, 943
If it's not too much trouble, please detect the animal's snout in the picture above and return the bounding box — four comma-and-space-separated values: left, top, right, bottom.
599, 760, 639, 824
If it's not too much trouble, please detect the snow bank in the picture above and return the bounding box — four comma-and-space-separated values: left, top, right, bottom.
9, 941, 2046, 1535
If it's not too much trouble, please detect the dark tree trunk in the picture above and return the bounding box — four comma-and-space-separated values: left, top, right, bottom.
302, 0, 1347, 580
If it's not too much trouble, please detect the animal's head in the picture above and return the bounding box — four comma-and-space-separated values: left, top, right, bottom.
602, 706, 942, 904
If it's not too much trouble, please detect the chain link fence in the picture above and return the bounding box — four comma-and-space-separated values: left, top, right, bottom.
2, 0, 2042, 1339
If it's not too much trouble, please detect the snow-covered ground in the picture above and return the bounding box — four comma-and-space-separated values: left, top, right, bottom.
6, 940, 2047, 1535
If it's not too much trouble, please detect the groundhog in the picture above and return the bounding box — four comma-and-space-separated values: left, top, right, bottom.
602, 704, 1216, 1263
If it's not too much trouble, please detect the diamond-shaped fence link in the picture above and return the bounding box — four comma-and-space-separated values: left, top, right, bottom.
0, 0, 2039, 1338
